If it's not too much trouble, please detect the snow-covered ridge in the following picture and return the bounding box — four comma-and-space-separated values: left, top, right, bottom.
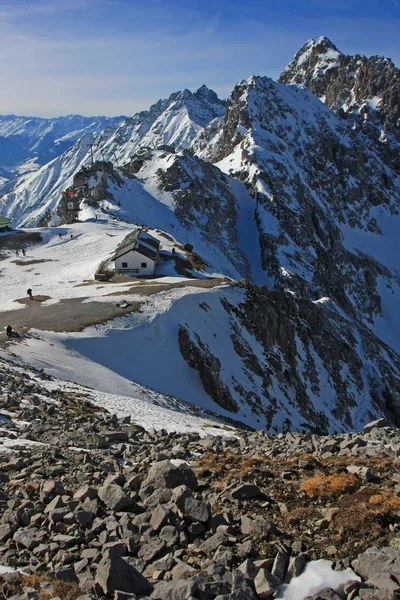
0, 114, 126, 191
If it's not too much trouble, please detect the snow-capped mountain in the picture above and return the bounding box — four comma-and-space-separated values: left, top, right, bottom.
0, 86, 225, 225
0, 113, 125, 189
279, 36, 399, 126
279, 36, 400, 172
212, 74, 400, 344
1, 40, 400, 434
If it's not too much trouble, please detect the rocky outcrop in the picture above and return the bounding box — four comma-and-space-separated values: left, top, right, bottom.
177, 284, 400, 433
278, 36, 400, 172
279, 36, 400, 127
211, 75, 400, 354
178, 325, 239, 413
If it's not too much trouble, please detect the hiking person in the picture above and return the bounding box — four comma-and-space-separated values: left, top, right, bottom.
5, 325, 12, 338
59, 233, 62, 239
22, 248, 26, 256
27, 288, 33, 300
15, 250, 19, 257
70, 234, 73, 240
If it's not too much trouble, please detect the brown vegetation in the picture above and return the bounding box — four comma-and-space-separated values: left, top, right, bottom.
299, 472, 358, 498
2, 573, 80, 600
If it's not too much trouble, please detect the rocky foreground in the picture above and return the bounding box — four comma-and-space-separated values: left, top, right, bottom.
1, 362, 400, 600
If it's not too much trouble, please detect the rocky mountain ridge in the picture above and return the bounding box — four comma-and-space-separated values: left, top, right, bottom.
278, 35, 400, 173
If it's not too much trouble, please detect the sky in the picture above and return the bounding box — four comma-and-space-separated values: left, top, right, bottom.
0, 0, 399, 117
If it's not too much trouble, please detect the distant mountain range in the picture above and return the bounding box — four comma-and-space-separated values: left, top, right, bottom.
0, 113, 125, 189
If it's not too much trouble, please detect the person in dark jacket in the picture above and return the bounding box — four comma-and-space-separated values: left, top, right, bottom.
27, 288, 33, 300
6, 325, 12, 338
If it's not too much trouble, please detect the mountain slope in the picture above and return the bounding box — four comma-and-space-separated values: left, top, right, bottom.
0, 114, 125, 189
278, 36, 400, 173
210, 75, 400, 355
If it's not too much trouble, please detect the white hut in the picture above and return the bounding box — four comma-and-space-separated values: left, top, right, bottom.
112, 229, 160, 276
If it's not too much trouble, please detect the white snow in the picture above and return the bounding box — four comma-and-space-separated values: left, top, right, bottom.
276, 559, 360, 600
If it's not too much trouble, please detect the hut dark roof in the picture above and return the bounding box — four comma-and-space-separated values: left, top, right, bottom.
111, 229, 159, 261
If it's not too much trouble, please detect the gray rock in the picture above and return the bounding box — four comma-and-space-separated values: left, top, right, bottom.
231, 483, 262, 500
95, 551, 153, 596
150, 504, 170, 532
271, 550, 289, 581
98, 484, 135, 511
75, 510, 94, 528
362, 419, 388, 433
49, 567, 79, 583
159, 525, 179, 547
0, 523, 14, 543
230, 569, 258, 600
151, 579, 198, 600
346, 465, 374, 480
138, 538, 166, 562
238, 558, 258, 580
13, 529, 41, 550
73, 485, 98, 502
285, 554, 307, 582
141, 460, 197, 492
352, 546, 400, 592
254, 568, 281, 598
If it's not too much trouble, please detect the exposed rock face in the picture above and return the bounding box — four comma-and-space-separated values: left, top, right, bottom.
279, 36, 400, 126
177, 284, 400, 433
212, 75, 400, 356
178, 325, 239, 413
278, 36, 400, 171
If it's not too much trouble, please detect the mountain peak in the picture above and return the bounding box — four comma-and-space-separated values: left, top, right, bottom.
279, 37, 400, 126
280, 36, 342, 84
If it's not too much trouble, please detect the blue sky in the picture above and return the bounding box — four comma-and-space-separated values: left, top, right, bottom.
0, 0, 399, 117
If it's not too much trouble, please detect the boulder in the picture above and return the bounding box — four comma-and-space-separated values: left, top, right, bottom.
231, 483, 262, 500
230, 569, 258, 600
95, 552, 153, 596
98, 484, 135, 511
362, 419, 388, 434
352, 546, 400, 592
254, 568, 281, 598
151, 579, 198, 600
141, 460, 197, 492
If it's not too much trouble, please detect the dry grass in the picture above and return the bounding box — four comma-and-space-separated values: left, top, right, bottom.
300, 472, 358, 498
287, 507, 319, 524
193, 451, 272, 489
368, 491, 400, 512
22, 482, 39, 498
2, 573, 80, 600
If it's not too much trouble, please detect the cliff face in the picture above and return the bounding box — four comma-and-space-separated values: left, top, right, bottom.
211, 75, 400, 357
177, 283, 400, 434
278, 36, 400, 172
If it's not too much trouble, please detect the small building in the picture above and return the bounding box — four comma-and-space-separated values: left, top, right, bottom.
112, 229, 160, 276
0, 216, 12, 232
